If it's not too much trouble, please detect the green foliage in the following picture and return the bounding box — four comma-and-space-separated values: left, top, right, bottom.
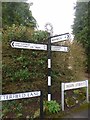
3, 24, 33, 41
44, 100, 61, 114
65, 88, 86, 108
2, 101, 23, 118
65, 97, 76, 107
33, 108, 41, 119
68, 41, 86, 80
73, 90, 80, 94
72, 2, 90, 72
2, 2, 36, 28
73, 88, 86, 101
31, 30, 49, 43
73, 2, 88, 47
12, 68, 30, 81
52, 41, 86, 83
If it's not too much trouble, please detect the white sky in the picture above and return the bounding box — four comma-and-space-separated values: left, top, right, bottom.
27, 0, 77, 35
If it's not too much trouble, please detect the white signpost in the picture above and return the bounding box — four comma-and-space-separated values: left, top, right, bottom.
11, 41, 68, 52
51, 33, 70, 43
61, 80, 89, 111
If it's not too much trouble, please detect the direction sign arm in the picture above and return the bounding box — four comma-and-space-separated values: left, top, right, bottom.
50, 33, 70, 39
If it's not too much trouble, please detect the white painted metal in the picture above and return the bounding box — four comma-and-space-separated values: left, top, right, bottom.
48, 59, 51, 68
48, 76, 51, 86
11, 41, 68, 52
61, 83, 65, 111
51, 45, 68, 52
0, 91, 41, 101
86, 80, 89, 103
51, 33, 70, 43
11, 41, 47, 51
64, 80, 88, 90
48, 94, 51, 101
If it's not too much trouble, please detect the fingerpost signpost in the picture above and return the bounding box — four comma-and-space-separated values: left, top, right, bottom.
0, 24, 70, 119
0, 24, 70, 120
10, 32, 70, 102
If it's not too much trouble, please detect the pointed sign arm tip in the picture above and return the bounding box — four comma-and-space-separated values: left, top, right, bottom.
10, 41, 14, 47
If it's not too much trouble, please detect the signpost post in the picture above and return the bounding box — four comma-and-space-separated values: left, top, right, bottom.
47, 32, 70, 101
61, 80, 89, 111
47, 37, 52, 101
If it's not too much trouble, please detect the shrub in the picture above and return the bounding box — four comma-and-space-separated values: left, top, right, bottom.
52, 41, 86, 83
44, 100, 61, 114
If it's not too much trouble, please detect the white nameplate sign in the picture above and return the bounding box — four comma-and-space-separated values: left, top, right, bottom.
0, 91, 41, 101
64, 80, 87, 90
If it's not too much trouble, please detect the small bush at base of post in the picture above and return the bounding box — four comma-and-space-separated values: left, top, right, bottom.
44, 100, 61, 114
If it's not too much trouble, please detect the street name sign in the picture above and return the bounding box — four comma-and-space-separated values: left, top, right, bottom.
51, 33, 70, 43
11, 41, 68, 52
0, 91, 41, 101
64, 80, 88, 90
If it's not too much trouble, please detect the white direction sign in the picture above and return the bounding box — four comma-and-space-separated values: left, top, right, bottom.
51, 45, 68, 52
11, 41, 47, 51
11, 41, 68, 52
0, 91, 41, 101
51, 33, 70, 43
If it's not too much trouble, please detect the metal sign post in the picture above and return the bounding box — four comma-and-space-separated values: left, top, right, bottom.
47, 37, 51, 101
61, 83, 65, 111
45, 23, 53, 101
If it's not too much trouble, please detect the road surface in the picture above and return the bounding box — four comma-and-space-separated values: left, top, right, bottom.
64, 108, 89, 118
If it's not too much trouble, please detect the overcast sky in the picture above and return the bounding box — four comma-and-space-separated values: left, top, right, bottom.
27, 0, 77, 35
